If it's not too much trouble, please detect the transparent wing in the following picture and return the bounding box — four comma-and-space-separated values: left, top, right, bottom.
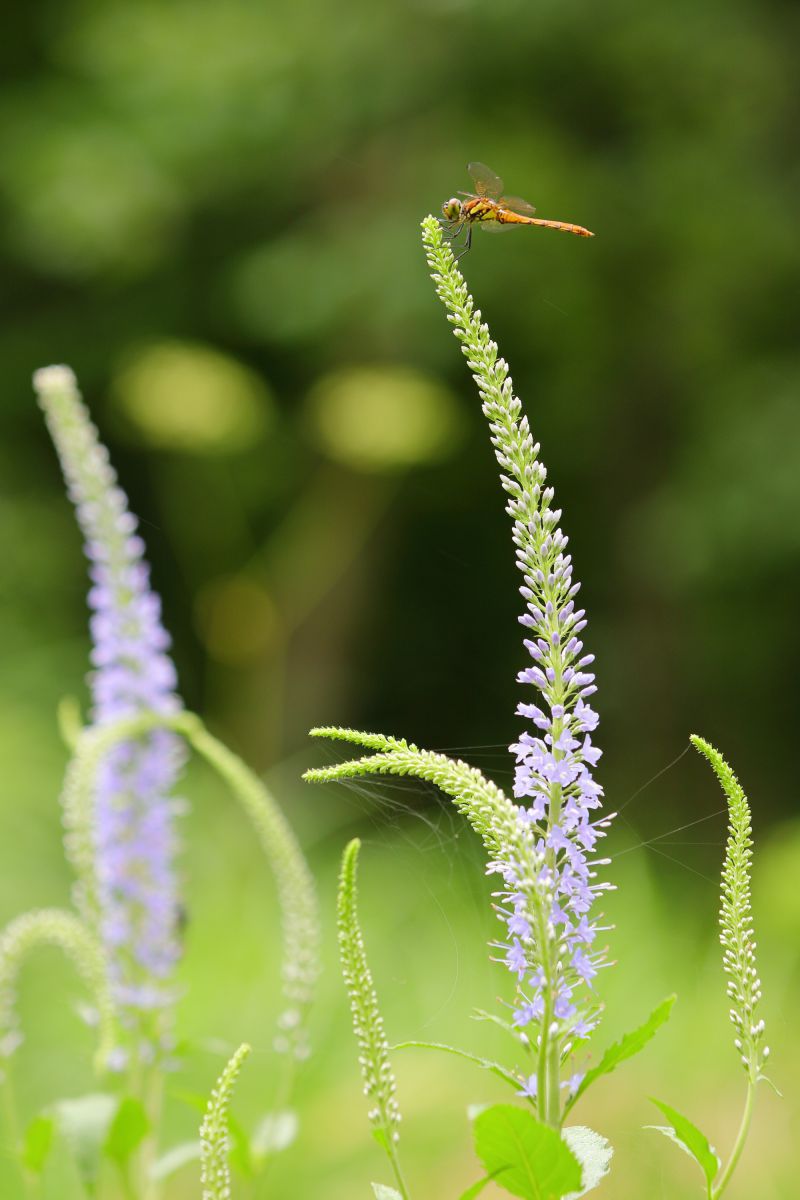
498, 194, 537, 216
467, 161, 504, 199
478, 221, 512, 233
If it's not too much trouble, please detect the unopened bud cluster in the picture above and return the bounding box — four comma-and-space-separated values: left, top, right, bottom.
200, 1042, 251, 1200
338, 841, 402, 1145
692, 735, 768, 1081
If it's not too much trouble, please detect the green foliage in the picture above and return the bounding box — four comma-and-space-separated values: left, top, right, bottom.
199, 1042, 251, 1200
564, 995, 676, 1115
104, 1096, 149, 1167
49, 1093, 118, 1194
648, 1098, 719, 1197
20, 1114, 55, 1177
470, 1105, 583, 1199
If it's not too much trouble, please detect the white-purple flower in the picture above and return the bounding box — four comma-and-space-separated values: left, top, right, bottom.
34, 366, 185, 1051
472, 395, 614, 1055
421, 218, 615, 1074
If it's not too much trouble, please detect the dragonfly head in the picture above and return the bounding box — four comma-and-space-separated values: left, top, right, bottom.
442, 197, 462, 222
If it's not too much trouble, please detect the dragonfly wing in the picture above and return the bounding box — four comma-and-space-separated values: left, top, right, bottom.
499, 194, 537, 216
478, 220, 511, 232
467, 161, 504, 199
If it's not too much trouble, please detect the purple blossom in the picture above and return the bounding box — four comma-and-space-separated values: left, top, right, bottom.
475, 388, 614, 1062
34, 366, 185, 1053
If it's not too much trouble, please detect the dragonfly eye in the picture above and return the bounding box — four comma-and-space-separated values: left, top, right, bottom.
442, 198, 462, 221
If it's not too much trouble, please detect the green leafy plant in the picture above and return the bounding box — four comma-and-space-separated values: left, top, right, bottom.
306, 216, 775, 1198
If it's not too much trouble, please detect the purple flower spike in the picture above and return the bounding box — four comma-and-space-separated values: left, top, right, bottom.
456, 348, 615, 1058
34, 366, 185, 1054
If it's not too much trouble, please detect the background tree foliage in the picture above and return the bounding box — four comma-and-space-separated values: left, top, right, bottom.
1, 0, 798, 1195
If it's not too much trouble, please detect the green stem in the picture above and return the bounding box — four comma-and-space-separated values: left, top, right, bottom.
2, 1065, 37, 1199
139, 1066, 165, 1200
386, 1138, 412, 1200
545, 1033, 562, 1128
711, 1080, 755, 1200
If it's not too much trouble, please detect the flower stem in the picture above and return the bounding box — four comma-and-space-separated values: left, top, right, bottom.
1, 1066, 37, 1199
712, 1080, 755, 1200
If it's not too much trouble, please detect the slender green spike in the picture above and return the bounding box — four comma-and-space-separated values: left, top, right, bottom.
691, 735, 768, 1081
338, 840, 410, 1199
199, 1043, 251, 1200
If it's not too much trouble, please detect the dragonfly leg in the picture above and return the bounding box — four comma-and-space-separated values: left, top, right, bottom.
453, 225, 472, 260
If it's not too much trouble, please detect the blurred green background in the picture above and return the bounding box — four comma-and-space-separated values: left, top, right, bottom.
1, 0, 798, 1195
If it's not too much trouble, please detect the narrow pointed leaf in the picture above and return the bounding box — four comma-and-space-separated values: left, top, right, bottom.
104, 1096, 149, 1166
150, 1141, 201, 1181
372, 1185, 403, 1199
21, 1114, 55, 1175
392, 1040, 521, 1090
565, 995, 676, 1113
460, 1175, 493, 1199
648, 1098, 719, 1191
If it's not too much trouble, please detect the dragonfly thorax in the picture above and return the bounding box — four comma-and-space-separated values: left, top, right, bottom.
442, 197, 463, 222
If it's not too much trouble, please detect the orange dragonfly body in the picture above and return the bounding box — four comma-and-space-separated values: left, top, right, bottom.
442, 162, 594, 256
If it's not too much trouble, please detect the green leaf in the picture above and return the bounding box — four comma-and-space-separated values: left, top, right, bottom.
371, 1185, 403, 1199
227, 1112, 254, 1178
393, 1040, 521, 1090
150, 1141, 202, 1181
459, 1175, 494, 1198
472, 1104, 583, 1199
648, 1099, 720, 1192
104, 1096, 149, 1166
21, 1114, 55, 1175
562, 1127, 613, 1198
168, 1087, 209, 1114
50, 1094, 117, 1191
565, 995, 676, 1114
250, 1110, 299, 1165
471, 1009, 524, 1040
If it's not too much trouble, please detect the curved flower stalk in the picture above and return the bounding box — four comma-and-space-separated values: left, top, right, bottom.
200, 1042, 251, 1200
0, 909, 115, 1072
34, 365, 185, 1057
63, 710, 319, 1062
305, 220, 614, 1128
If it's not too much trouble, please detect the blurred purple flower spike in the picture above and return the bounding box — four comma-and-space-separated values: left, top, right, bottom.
34, 365, 185, 1055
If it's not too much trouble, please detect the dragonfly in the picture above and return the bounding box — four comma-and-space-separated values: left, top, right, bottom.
441, 162, 594, 256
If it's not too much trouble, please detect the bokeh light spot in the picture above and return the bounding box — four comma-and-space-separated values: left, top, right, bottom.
195, 574, 282, 664
112, 341, 274, 453
305, 365, 464, 472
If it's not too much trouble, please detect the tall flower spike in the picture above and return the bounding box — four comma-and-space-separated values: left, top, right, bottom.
422, 216, 612, 1117
691, 736, 768, 1081
33, 365, 185, 1057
